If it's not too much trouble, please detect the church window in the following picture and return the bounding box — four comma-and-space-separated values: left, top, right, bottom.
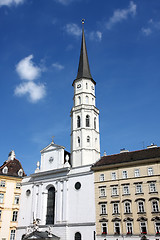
75, 232, 81, 240
46, 187, 55, 225
75, 182, 81, 190
77, 137, 80, 147
94, 117, 96, 129
77, 116, 81, 128
86, 82, 88, 89
78, 96, 81, 105
86, 95, 89, 104
87, 136, 90, 146
26, 189, 31, 196
86, 115, 90, 127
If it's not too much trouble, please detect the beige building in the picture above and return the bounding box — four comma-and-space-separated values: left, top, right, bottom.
92, 145, 160, 240
0, 150, 25, 240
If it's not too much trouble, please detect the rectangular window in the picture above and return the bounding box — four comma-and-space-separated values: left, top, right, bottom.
149, 182, 156, 192
100, 174, 105, 182
113, 203, 119, 214
0, 193, 4, 203
10, 230, 16, 240
155, 222, 160, 234
114, 222, 120, 234
140, 222, 147, 234
136, 184, 143, 194
111, 172, 116, 180
0, 181, 5, 187
101, 204, 107, 215
122, 170, 128, 179
152, 201, 159, 212
0, 210, 2, 220
16, 183, 21, 189
102, 222, 107, 234
112, 187, 118, 196
134, 169, 140, 177
12, 211, 18, 222
14, 195, 20, 205
148, 167, 153, 176
138, 201, 145, 213
126, 222, 133, 234
123, 185, 129, 195
99, 187, 106, 197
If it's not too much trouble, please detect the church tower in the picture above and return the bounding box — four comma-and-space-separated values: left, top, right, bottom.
71, 22, 100, 167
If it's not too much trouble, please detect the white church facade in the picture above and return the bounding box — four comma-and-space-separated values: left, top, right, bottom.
17, 24, 100, 240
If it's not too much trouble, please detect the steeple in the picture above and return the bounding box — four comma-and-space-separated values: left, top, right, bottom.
74, 22, 95, 85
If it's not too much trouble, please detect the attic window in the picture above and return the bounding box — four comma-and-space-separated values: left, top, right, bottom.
2, 166, 8, 174
18, 169, 23, 177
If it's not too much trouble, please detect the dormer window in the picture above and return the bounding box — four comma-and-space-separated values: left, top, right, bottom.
2, 166, 8, 174
18, 169, 23, 177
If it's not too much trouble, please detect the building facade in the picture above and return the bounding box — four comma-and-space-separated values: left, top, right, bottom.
92, 145, 160, 240
0, 150, 25, 240
17, 25, 100, 240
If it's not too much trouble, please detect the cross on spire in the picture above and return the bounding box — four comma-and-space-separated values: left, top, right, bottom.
51, 136, 54, 143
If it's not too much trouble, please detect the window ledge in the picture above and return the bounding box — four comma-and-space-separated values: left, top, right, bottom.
151, 211, 160, 214
135, 193, 144, 195
149, 191, 158, 194
137, 212, 146, 214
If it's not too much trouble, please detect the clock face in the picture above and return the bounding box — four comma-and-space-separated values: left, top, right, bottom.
77, 84, 81, 89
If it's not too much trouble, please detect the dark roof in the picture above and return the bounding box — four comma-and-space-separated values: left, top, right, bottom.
22, 230, 60, 240
92, 147, 160, 169
73, 28, 96, 85
0, 158, 26, 177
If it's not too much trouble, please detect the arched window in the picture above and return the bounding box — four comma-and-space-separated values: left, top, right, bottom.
94, 117, 96, 129
87, 136, 90, 146
77, 116, 81, 128
124, 201, 131, 213
86, 83, 88, 89
78, 137, 80, 147
78, 96, 81, 105
75, 232, 81, 240
86, 96, 89, 104
86, 115, 90, 127
46, 186, 55, 225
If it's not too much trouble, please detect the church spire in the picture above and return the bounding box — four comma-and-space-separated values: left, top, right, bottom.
75, 21, 93, 82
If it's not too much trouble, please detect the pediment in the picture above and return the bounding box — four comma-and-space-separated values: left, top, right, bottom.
22, 230, 60, 240
40, 142, 65, 153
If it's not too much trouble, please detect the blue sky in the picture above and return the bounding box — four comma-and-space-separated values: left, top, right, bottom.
0, 0, 160, 175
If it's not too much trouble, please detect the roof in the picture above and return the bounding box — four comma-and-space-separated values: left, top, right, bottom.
22, 230, 60, 240
0, 158, 26, 177
92, 147, 160, 169
73, 28, 96, 85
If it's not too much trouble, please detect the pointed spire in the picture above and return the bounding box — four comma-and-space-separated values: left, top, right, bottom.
75, 21, 94, 82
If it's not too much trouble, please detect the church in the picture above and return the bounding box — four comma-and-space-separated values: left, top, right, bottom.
17, 23, 100, 240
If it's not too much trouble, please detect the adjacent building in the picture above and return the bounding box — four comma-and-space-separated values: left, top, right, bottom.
0, 150, 25, 240
92, 145, 160, 240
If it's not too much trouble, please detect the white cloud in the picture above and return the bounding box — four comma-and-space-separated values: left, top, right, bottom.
14, 81, 46, 103
15, 55, 46, 103
16, 55, 41, 81
55, 0, 73, 5
0, 0, 25, 7
141, 27, 152, 36
52, 62, 64, 70
89, 31, 102, 42
141, 19, 160, 36
106, 1, 137, 29
65, 23, 81, 37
